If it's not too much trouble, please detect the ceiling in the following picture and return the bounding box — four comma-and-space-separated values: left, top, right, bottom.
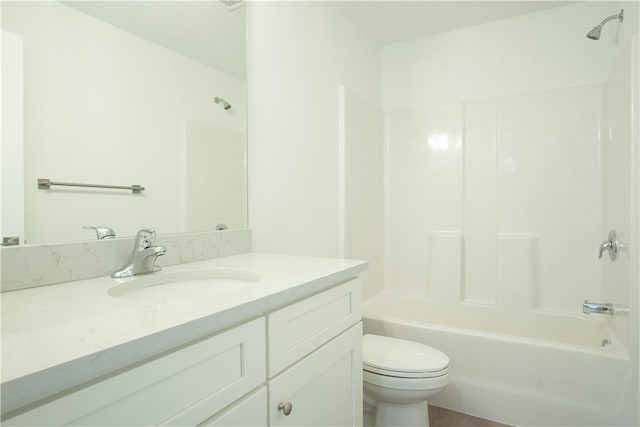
63, 1, 246, 79
63, 1, 577, 80
338, 1, 577, 45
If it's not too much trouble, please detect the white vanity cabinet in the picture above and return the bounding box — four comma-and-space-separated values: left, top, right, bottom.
3, 277, 362, 427
268, 278, 363, 426
269, 324, 363, 426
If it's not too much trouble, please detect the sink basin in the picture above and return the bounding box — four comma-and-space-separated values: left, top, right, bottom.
108, 269, 262, 300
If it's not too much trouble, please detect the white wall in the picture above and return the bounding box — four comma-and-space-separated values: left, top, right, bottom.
1, 2, 245, 244
340, 87, 384, 301
247, 1, 380, 258
1, 30, 24, 244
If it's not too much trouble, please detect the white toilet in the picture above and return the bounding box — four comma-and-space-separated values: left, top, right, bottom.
362, 334, 450, 427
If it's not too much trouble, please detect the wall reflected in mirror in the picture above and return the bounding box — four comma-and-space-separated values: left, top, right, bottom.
1, 1, 247, 245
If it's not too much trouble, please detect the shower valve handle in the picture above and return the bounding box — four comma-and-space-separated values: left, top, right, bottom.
598, 230, 619, 261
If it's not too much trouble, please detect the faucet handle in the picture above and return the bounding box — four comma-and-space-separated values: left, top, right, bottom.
83, 226, 116, 240
135, 227, 156, 249
598, 240, 612, 259
598, 230, 619, 261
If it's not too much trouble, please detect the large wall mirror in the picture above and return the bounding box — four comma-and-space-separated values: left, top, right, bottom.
1, 1, 247, 245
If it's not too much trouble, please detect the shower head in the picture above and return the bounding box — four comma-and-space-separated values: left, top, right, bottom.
586, 25, 602, 40
586, 9, 623, 40
215, 96, 231, 110
219, 0, 244, 11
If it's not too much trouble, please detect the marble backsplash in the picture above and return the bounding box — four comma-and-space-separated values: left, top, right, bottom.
1, 229, 252, 292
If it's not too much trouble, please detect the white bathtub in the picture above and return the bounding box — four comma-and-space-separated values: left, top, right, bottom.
362, 293, 635, 426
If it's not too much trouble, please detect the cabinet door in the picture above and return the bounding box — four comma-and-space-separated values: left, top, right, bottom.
269, 322, 363, 427
199, 386, 267, 427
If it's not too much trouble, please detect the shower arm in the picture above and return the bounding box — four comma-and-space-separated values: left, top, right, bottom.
597, 10, 624, 27
587, 9, 624, 40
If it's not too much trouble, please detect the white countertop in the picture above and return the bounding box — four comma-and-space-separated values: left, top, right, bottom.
0, 253, 367, 414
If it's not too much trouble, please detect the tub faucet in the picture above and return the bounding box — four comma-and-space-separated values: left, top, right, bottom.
583, 300, 629, 316
111, 228, 167, 278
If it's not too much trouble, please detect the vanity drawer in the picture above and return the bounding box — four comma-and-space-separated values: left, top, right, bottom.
4, 317, 266, 426
267, 278, 361, 377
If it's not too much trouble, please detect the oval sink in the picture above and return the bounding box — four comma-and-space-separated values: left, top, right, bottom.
108, 269, 261, 301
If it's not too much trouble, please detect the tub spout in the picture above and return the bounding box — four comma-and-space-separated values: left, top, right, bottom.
583, 300, 612, 315
583, 300, 629, 316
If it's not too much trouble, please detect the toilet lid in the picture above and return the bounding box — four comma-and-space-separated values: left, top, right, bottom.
363, 334, 449, 376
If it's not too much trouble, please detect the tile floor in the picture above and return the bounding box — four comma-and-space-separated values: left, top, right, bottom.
428, 405, 511, 427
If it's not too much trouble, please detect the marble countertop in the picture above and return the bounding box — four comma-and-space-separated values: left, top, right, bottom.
1, 252, 367, 414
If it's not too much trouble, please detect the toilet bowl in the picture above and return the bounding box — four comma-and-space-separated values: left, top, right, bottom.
363, 334, 450, 427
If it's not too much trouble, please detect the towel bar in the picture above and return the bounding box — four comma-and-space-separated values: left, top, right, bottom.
38, 178, 144, 193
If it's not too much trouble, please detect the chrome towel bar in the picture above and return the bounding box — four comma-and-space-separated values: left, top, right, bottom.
38, 178, 144, 193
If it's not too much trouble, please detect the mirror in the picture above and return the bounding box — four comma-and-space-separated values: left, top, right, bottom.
1, 1, 247, 245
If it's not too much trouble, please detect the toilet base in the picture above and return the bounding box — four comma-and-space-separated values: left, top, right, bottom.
364, 376, 446, 427
375, 400, 430, 427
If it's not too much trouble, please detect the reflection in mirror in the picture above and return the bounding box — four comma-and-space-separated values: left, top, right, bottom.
1, 1, 247, 245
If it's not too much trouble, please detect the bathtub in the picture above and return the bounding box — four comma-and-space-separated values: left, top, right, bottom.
362, 293, 634, 426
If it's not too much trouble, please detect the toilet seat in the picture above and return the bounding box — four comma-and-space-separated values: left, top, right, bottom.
363, 334, 450, 379
364, 364, 449, 378
364, 369, 451, 391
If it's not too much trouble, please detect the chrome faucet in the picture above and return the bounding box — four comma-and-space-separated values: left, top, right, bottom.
583, 300, 629, 316
83, 225, 116, 240
111, 228, 167, 278
598, 230, 619, 261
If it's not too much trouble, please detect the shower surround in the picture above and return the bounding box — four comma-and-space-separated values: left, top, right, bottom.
379, 2, 638, 425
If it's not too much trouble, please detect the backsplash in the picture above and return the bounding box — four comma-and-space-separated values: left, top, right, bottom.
1, 229, 252, 292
